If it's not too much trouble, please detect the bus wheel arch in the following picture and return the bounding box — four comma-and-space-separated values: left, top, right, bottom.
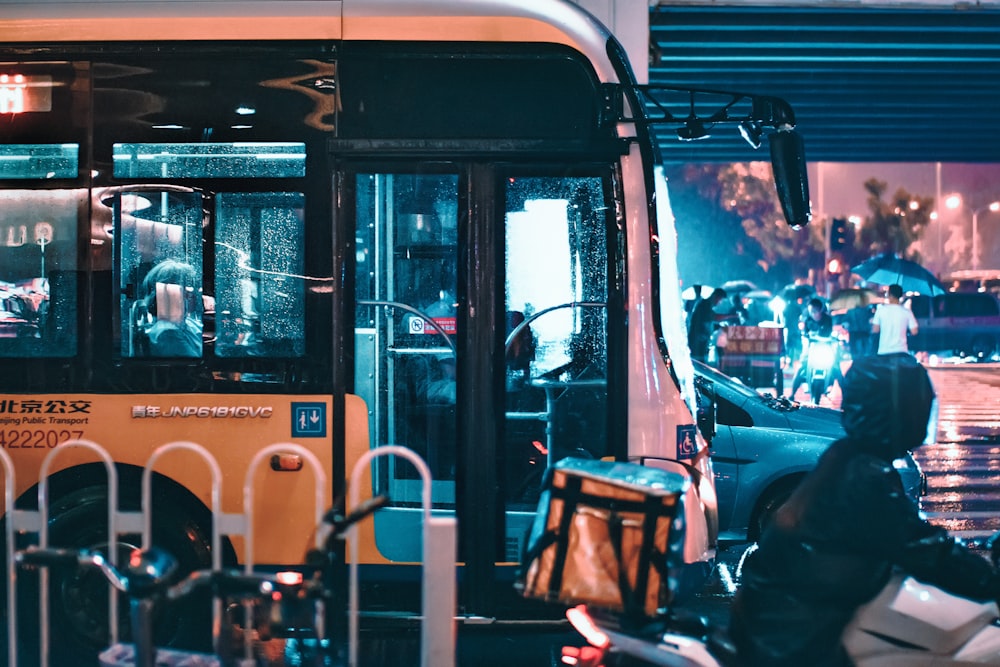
11, 462, 235, 658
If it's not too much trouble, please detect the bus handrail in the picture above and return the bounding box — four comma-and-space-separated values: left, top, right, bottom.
504, 301, 606, 351
358, 299, 457, 353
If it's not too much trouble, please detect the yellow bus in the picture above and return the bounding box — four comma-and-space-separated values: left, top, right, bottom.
0, 0, 810, 662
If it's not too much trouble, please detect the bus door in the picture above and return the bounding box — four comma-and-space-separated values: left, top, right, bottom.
350, 163, 618, 615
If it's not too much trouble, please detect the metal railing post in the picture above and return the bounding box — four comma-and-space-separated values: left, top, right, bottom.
348, 445, 456, 667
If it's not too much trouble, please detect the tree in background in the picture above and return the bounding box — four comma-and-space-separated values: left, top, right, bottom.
855, 178, 933, 263
668, 167, 934, 293
670, 162, 823, 291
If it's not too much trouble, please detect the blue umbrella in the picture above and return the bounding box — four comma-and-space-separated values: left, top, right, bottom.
850, 253, 945, 296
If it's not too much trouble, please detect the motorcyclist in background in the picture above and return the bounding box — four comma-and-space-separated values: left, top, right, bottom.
730, 354, 1000, 667
787, 297, 843, 400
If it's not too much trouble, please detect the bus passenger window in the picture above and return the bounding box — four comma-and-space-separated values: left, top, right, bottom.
116, 187, 204, 358
0, 187, 80, 357
214, 192, 305, 357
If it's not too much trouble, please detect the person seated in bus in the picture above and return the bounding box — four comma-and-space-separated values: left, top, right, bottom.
136, 258, 202, 358
423, 354, 456, 404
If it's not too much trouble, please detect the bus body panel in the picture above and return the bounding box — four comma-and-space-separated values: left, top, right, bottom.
0, 393, 373, 565
0, 0, 613, 85
0, 0, 715, 633
0, 1, 344, 42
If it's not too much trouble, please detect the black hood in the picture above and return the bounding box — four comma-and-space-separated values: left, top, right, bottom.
840, 353, 935, 460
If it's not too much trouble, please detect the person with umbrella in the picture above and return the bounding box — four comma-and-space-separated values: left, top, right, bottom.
872, 284, 918, 355
850, 253, 945, 298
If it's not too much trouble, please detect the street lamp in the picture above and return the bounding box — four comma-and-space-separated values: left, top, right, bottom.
972, 201, 1000, 271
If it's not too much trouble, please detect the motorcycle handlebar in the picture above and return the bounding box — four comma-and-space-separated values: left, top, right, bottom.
16, 546, 279, 602
321, 494, 390, 539
15, 496, 390, 604
166, 569, 277, 602
16, 546, 129, 593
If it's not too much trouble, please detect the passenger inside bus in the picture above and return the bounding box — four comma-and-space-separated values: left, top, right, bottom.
506, 309, 536, 391
134, 259, 203, 357
422, 354, 456, 404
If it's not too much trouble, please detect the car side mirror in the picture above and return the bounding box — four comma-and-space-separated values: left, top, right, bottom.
770, 128, 812, 230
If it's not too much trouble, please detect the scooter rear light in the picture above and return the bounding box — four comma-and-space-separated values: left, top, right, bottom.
566, 605, 610, 650
561, 645, 606, 666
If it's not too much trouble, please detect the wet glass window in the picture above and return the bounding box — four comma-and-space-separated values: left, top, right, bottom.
355, 172, 460, 519
0, 189, 79, 357
716, 396, 753, 428
116, 186, 205, 358
0, 144, 78, 180
503, 175, 609, 506
214, 192, 306, 358
113, 142, 306, 179
505, 177, 608, 377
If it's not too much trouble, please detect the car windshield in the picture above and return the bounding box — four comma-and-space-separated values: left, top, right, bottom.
693, 359, 763, 401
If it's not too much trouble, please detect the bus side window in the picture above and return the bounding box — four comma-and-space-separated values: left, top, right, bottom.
0, 187, 80, 357
116, 187, 204, 358
214, 192, 306, 358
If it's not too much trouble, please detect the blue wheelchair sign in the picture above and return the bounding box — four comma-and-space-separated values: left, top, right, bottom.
677, 424, 698, 460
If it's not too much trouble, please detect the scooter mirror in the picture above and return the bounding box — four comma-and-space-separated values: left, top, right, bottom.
769, 128, 812, 231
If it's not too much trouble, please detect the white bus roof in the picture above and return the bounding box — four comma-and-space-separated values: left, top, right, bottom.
0, 0, 620, 81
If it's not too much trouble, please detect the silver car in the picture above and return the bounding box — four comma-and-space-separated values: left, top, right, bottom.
694, 360, 926, 544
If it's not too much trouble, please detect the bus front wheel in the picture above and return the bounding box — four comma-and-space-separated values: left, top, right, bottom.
17, 485, 214, 665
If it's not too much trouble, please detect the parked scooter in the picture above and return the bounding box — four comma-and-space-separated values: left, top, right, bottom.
559, 545, 1000, 667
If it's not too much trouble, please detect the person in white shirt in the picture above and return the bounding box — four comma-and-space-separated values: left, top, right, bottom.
871, 284, 918, 355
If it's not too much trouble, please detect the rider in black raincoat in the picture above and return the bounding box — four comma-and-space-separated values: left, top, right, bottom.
729, 353, 1000, 666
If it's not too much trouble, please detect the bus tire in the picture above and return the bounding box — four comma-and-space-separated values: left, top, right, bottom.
17, 485, 214, 666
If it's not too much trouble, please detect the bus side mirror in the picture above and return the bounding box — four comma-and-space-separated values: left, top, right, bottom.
769, 128, 812, 230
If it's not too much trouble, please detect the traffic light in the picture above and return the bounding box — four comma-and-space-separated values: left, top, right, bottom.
830, 217, 848, 251
827, 257, 843, 274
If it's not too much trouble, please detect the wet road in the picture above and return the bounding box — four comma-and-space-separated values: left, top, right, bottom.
692, 361, 1000, 628
917, 362, 1000, 543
